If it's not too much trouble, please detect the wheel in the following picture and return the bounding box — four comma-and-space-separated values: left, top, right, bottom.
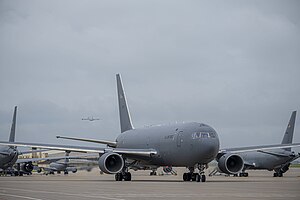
273, 173, 278, 177
183, 173, 189, 181
278, 172, 283, 177
57, 171, 61, 174
124, 172, 131, 181
64, 171, 68, 175
201, 175, 206, 182
244, 173, 248, 177
191, 173, 198, 181
153, 171, 157, 176
195, 174, 200, 182
115, 173, 123, 181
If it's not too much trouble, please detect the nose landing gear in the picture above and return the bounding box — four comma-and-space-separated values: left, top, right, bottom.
183, 165, 207, 182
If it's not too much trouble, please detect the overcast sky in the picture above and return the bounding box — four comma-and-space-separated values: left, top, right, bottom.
0, 0, 299, 149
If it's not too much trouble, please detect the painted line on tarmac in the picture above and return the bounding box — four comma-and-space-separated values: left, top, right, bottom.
0, 192, 44, 200
1, 187, 124, 200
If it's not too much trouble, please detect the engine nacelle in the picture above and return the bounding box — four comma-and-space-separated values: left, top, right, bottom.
98, 152, 124, 174
21, 162, 34, 173
217, 154, 244, 174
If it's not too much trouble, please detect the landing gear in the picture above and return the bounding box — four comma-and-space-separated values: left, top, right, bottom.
183, 165, 206, 182
115, 171, 132, 181
64, 171, 69, 175
239, 172, 248, 177
273, 172, 283, 177
150, 170, 157, 176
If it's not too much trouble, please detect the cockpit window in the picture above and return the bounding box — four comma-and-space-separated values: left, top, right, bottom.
201, 133, 209, 138
209, 132, 216, 138
192, 132, 213, 139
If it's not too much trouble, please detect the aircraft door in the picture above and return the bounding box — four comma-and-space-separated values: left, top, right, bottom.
177, 131, 183, 147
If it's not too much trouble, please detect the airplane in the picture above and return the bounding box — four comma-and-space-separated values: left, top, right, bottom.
82, 117, 100, 121
209, 111, 300, 177
236, 111, 300, 177
1, 74, 300, 182
0, 106, 86, 176
0, 106, 43, 175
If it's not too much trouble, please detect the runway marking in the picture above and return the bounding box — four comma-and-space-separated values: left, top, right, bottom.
0, 187, 124, 200
0, 192, 44, 200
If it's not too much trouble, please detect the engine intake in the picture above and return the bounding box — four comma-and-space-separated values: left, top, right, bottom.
218, 154, 244, 174
21, 162, 34, 173
98, 153, 124, 174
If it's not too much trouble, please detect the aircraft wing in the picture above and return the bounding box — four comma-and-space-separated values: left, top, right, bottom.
16, 154, 97, 164
219, 143, 300, 154
19, 149, 49, 155
0, 141, 157, 157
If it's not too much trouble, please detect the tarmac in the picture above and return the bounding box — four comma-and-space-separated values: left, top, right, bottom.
0, 168, 299, 200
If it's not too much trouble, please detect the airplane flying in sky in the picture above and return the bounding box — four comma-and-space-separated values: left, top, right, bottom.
1, 75, 300, 182
82, 117, 100, 121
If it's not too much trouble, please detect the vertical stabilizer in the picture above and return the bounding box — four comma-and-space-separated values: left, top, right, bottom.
9, 106, 17, 142
116, 74, 133, 133
281, 111, 296, 151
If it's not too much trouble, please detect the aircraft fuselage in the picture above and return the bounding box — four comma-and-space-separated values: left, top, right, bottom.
116, 122, 220, 167
0, 146, 18, 170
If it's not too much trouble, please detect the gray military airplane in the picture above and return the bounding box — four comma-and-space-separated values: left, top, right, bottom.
82, 117, 100, 121
0, 107, 86, 176
237, 111, 299, 177
210, 111, 299, 177
1, 74, 300, 182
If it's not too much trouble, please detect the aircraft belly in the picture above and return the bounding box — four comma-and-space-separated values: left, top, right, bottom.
241, 152, 290, 170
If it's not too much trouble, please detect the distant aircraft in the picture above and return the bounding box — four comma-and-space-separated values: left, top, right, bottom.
1, 75, 300, 182
82, 117, 100, 121
0, 107, 81, 176
210, 111, 300, 177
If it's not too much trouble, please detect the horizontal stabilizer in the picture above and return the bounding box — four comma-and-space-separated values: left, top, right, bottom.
56, 135, 117, 147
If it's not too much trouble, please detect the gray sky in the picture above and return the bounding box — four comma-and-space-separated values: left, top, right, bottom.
0, 0, 300, 149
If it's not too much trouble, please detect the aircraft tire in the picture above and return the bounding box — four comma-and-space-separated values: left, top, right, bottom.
201, 175, 206, 182
183, 173, 191, 181
191, 173, 198, 181
115, 173, 123, 181
195, 174, 200, 182
124, 172, 131, 181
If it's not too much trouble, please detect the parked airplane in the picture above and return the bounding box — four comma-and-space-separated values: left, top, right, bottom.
209, 111, 300, 177
82, 117, 100, 121
1, 75, 300, 182
0, 107, 86, 176
237, 111, 299, 177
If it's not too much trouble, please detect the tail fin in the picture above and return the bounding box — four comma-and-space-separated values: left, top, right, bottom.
9, 106, 17, 142
116, 74, 133, 133
281, 111, 297, 151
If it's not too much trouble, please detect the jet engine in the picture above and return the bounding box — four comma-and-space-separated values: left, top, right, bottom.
217, 154, 244, 174
20, 162, 34, 173
98, 152, 124, 174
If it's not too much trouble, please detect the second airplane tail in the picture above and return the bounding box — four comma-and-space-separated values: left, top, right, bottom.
281, 111, 297, 151
9, 106, 17, 142
116, 74, 134, 133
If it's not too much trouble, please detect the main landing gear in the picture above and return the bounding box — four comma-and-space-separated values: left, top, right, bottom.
183, 165, 206, 182
273, 172, 283, 177
239, 172, 249, 177
115, 167, 132, 181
